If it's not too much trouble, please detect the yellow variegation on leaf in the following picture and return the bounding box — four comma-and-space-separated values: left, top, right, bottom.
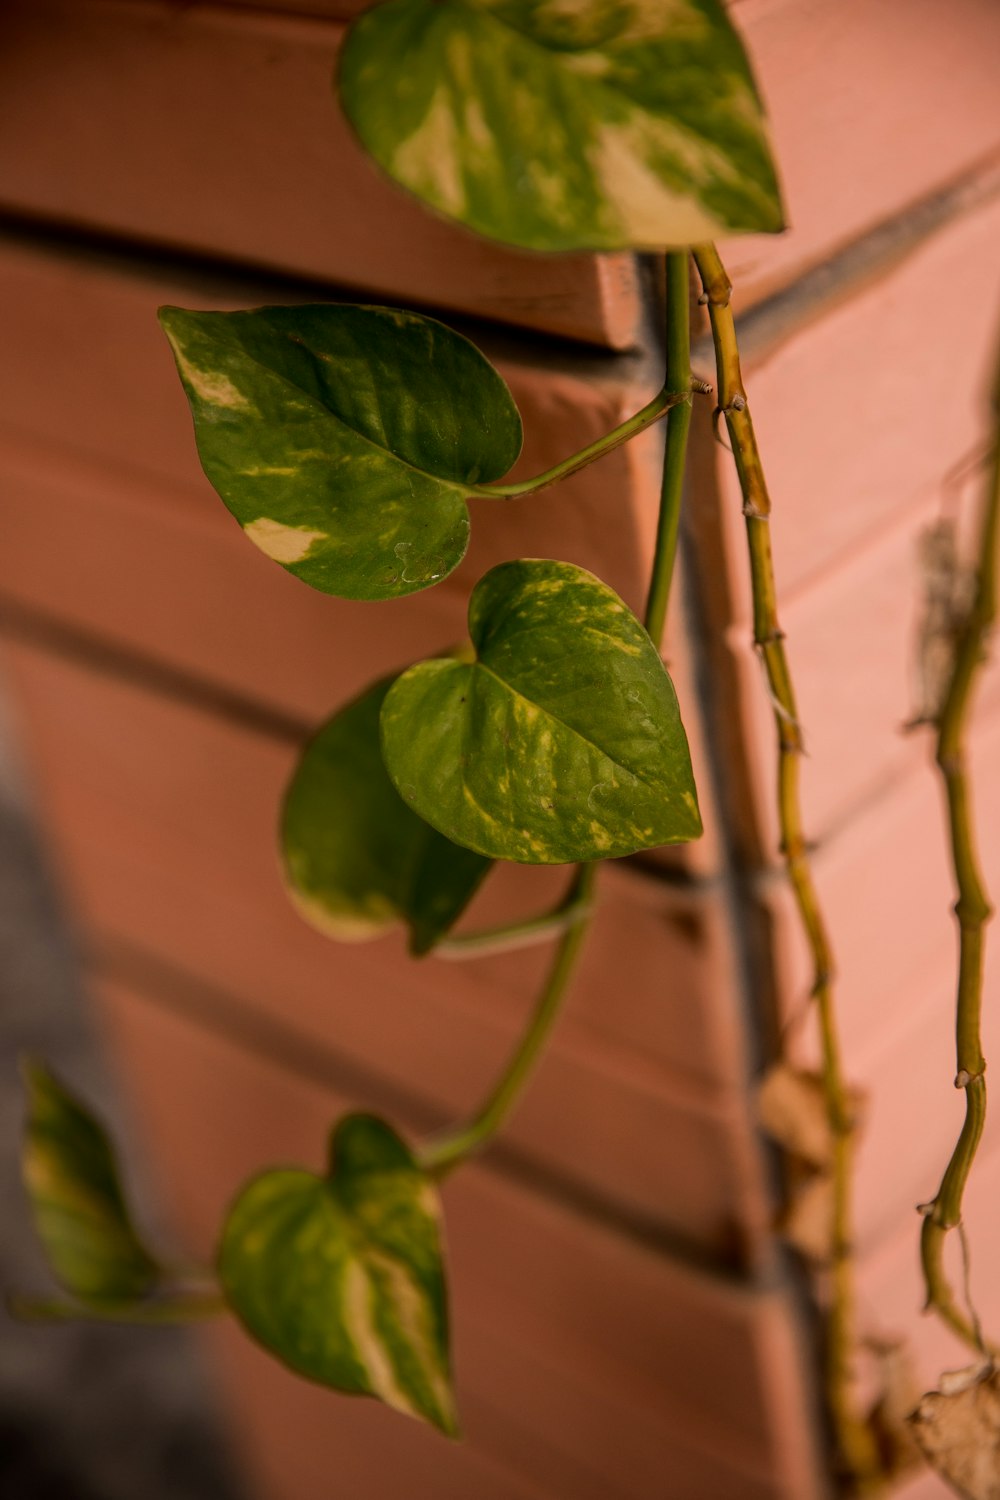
380, 559, 702, 863
218, 1114, 457, 1435
339, 0, 784, 252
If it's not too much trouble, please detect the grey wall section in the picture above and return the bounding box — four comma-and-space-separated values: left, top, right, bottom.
0, 687, 241, 1500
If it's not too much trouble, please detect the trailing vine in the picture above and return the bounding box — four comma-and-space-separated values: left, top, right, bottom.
916, 358, 1000, 1350
11, 2, 999, 1494
694, 244, 879, 1491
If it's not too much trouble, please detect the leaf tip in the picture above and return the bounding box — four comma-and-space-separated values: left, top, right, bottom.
433, 1394, 462, 1441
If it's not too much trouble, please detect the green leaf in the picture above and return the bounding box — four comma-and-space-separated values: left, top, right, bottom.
338, 0, 784, 252
219, 1114, 457, 1435
159, 303, 523, 601
282, 674, 492, 955
21, 1059, 160, 1305
380, 559, 702, 863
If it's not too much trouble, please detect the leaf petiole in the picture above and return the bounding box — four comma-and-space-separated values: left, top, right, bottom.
8, 1292, 226, 1325
417, 256, 701, 1178
471, 385, 702, 501
434, 889, 593, 960
418, 863, 598, 1178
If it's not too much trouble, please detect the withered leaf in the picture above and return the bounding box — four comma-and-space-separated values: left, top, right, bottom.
909, 1363, 1000, 1499
757, 1063, 865, 1170
780, 1173, 834, 1264
867, 1337, 924, 1479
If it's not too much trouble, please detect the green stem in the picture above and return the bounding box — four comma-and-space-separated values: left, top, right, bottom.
471, 387, 690, 500
694, 243, 881, 1491
645, 253, 693, 645
434, 891, 592, 960
419, 862, 597, 1178
417, 257, 695, 1179
919, 352, 1000, 1352
9, 1292, 226, 1325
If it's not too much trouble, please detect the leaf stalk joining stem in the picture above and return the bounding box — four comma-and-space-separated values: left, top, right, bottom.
434, 892, 593, 959
418, 254, 697, 1177
693, 243, 881, 1490
474, 386, 699, 501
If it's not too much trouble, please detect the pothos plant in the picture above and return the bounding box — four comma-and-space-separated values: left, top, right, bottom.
11, 2, 1000, 1494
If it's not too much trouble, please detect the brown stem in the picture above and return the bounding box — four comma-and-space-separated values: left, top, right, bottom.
919, 348, 1000, 1351
694, 243, 880, 1490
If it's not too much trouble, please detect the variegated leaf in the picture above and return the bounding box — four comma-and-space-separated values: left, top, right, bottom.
282, 674, 492, 954
21, 1059, 160, 1304
159, 303, 522, 601
218, 1115, 457, 1435
380, 559, 701, 863
339, 0, 784, 252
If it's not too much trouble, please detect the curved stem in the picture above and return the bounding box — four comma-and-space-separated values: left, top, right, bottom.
419, 863, 597, 1178
418, 257, 696, 1180
919, 354, 1000, 1351
694, 243, 880, 1489
434, 891, 592, 960
471, 387, 689, 501
9, 1292, 226, 1325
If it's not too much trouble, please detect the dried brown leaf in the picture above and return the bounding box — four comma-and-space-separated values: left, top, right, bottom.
909, 1363, 1000, 1499
867, 1338, 924, 1478
781, 1173, 834, 1263
757, 1063, 866, 1171
757, 1064, 832, 1167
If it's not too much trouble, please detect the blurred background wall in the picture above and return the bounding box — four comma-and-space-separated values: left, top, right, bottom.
1, 2, 1000, 1497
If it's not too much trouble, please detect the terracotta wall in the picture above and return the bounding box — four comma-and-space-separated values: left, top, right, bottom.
1, 3, 999, 1497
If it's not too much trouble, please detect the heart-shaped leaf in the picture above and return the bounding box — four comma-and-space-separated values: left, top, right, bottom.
159, 303, 523, 600
219, 1114, 456, 1435
282, 674, 492, 954
380, 559, 701, 863
338, 0, 784, 252
21, 1059, 160, 1304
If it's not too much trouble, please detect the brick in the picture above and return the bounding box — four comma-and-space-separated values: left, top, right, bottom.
769, 706, 1000, 1067
0, 1, 641, 348
723, 0, 1000, 306
7, 0, 1000, 333
0, 635, 770, 1249
94, 972, 824, 1498
724, 490, 1000, 857
0, 238, 650, 597
715, 193, 1000, 606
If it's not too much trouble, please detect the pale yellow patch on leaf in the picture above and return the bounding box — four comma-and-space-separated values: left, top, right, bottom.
171, 346, 250, 410
284, 885, 397, 943
393, 87, 466, 218
368, 1249, 455, 1429
341, 1260, 418, 1420
244, 517, 327, 564
596, 124, 727, 246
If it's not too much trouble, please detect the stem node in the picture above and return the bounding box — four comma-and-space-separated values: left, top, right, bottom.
695, 243, 879, 1487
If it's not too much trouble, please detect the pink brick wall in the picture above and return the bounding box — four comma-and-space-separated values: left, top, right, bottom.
1, 3, 999, 1496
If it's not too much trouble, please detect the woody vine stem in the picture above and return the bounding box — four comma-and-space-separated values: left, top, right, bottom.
918, 353, 1000, 1350
693, 245, 880, 1489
